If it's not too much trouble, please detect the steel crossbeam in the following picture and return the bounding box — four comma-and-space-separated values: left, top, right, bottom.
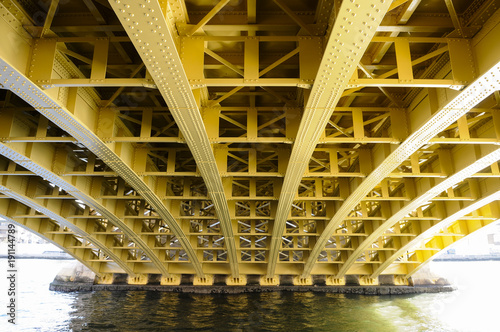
302, 57, 500, 277
372, 185, 500, 278
266, 0, 393, 278
0, 174, 134, 274
0, 42, 203, 276
109, 0, 240, 277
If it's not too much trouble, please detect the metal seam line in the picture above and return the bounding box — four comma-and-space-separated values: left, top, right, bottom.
336, 148, 500, 278
0, 141, 168, 276
302, 60, 500, 278
109, 0, 240, 277
0, 57, 203, 277
267, 0, 393, 277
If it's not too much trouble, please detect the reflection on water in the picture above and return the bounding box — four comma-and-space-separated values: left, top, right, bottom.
1, 259, 500, 331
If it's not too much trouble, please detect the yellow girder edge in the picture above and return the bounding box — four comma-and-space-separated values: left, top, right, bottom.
372, 187, 500, 278
336, 148, 500, 278
302, 57, 500, 278
0, 59, 201, 277
266, 0, 393, 278
0, 176, 134, 275
108, 0, 239, 277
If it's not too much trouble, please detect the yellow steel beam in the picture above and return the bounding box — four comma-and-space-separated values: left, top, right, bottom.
388, 0, 411, 12
19, 104, 481, 146
369, 0, 421, 64
271, 0, 314, 36
45, 78, 154, 88
0, 174, 134, 275
40, 0, 59, 37
301, 36, 500, 277
444, 0, 464, 36
188, 36, 470, 89
247, 0, 256, 24
186, 0, 230, 36
0, 200, 109, 276
372, 186, 500, 278
335, 148, 500, 278
0, 26, 203, 277
81, 0, 132, 63
204, 48, 244, 77
182, 78, 459, 88
109, 0, 240, 277
266, 0, 393, 278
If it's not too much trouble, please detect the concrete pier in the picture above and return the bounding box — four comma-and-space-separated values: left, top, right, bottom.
49, 263, 454, 295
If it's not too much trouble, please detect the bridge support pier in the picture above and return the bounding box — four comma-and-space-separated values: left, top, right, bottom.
259, 276, 279, 286
193, 275, 214, 286
128, 274, 148, 285
326, 277, 345, 286
48, 262, 453, 293
359, 276, 379, 286
293, 276, 313, 286
378, 275, 410, 286
161, 275, 182, 286
226, 275, 247, 286
97, 274, 114, 285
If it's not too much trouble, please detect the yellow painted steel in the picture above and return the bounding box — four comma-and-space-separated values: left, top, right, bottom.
334, 148, 500, 279
109, 0, 240, 278
0, 174, 135, 275
406, 202, 500, 278
372, 187, 500, 278
0, 0, 499, 284
266, 0, 392, 278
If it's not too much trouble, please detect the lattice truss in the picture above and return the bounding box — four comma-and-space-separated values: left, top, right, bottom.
0, 0, 499, 280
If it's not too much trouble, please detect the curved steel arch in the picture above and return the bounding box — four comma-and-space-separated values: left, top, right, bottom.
372, 186, 500, 278
0, 204, 105, 276
301, 61, 500, 278
0, 184, 131, 275
0, 52, 203, 277
406, 202, 500, 278
266, 0, 393, 278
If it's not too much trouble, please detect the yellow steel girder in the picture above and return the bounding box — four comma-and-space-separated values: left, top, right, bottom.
0, 0, 499, 281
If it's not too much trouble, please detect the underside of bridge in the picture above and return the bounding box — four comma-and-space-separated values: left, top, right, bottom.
0, 0, 499, 286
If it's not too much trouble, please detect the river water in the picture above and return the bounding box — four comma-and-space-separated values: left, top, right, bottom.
0, 259, 499, 331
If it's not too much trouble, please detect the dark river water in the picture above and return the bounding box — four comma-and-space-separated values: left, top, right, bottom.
1, 259, 499, 331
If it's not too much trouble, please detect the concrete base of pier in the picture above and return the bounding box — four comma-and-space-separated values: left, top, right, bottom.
49, 262, 454, 294
50, 282, 454, 295
49, 262, 96, 292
